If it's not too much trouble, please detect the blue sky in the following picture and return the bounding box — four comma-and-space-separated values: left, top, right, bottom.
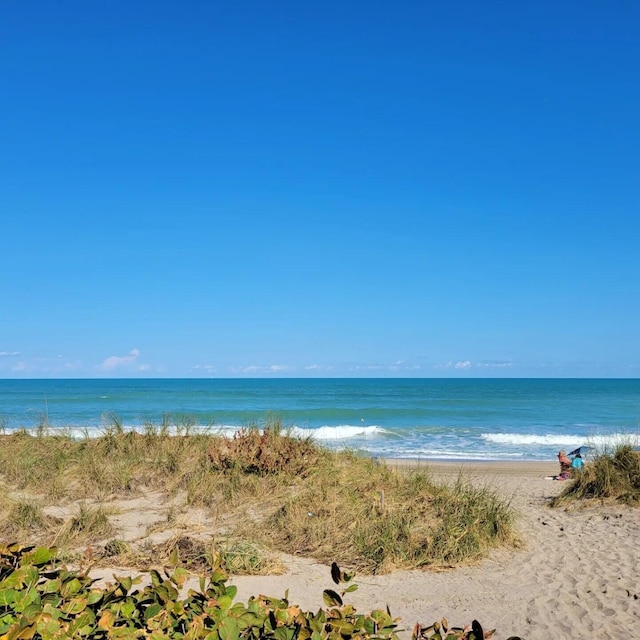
1, 0, 638, 379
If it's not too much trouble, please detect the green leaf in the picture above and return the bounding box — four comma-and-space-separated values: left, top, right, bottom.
330, 619, 356, 634
22, 547, 53, 567
273, 627, 294, 640
0, 588, 17, 606
144, 603, 163, 622
219, 615, 240, 640
43, 578, 62, 594
344, 584, 358, 593
40, 617, 62, 636
322, 590, 343, 608
61, 577, 82, 597
73, 610, 97, 636
363, 617, 376, 635
121, 599, 136, 619
171, 567, 188, 588
21, 602, 43, 620
61, 596, 88, 615
115, 575, 133, 592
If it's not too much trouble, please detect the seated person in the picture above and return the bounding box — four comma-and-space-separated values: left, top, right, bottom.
571, 452, 584, 474
557, 450, 572, 480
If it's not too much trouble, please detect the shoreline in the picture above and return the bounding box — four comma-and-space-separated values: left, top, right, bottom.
384, 458, 558, 473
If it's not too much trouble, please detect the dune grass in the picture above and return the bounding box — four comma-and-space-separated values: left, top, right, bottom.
256, 453, 516, 573
0, 420, 518, 574
551, 444, 640, 507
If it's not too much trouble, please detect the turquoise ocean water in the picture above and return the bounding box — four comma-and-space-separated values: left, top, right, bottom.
0, 378, 638, 461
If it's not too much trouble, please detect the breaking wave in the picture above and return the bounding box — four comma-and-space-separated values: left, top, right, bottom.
482, 432, 639, 448
0, 423, 388, 441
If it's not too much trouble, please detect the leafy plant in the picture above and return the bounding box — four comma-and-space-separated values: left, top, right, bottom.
0, 544, 522, 640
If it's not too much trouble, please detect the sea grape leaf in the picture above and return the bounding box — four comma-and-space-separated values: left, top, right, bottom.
22, 547, 53, 567
322, 590, 342, 608
219, 615, 240, 640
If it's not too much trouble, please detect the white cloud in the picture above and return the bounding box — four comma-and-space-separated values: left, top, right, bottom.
0, 351, 19, 357
268, 364, 294, 372
193, 364, 217, 373
99, 348, 141, 371
229, 365, 261, 374
228, 364, 296, 374
435, 360, 473, 370
477, 360, 514, 369
349, 361, 422, 372
10, 358, 82, 374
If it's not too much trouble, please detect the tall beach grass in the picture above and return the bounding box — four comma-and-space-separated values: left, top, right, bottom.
0, 418, 518, 573
551, 444, 640, 506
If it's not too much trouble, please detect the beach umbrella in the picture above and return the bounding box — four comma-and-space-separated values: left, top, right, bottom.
568, 445, 594, 457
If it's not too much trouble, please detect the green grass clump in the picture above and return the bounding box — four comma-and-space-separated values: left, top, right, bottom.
551, 444, 640, 506
219, 539, 281, 575
53, 503, 114, 547
8, 499, 46, 531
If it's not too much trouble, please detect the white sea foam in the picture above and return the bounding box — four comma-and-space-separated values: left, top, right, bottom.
291, 425, 386, 440
482, 432, 639, 448
389, 449, 526, 461
0, 423, 387, 441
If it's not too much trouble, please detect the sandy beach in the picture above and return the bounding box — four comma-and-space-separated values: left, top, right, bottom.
219, 461, 638, 639
80, 459, 640, 638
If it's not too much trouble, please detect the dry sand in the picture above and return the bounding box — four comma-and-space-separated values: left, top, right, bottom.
92, 461, 640, 640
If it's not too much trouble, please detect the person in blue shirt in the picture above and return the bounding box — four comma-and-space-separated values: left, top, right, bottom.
571, 453, 584, 474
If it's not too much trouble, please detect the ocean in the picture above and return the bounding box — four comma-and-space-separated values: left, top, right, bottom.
0, 378, 638, 462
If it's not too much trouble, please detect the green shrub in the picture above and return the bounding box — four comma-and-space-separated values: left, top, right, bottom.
0, 543, 523, 640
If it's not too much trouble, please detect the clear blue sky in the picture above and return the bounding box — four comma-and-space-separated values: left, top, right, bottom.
1, 0, 638, 378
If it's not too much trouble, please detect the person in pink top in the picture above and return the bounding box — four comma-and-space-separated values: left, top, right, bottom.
557, 450, 572, 480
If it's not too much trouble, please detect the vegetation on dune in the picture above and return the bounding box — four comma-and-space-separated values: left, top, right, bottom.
0, 543, 523, 640
259, 454, 516, 573
551, 444, 640, 507
0, 420, 518, 574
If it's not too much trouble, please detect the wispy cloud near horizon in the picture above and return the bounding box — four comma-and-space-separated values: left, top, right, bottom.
435, 359, 514, 371
228, 364, 297, 374
99, 348, 141, 371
